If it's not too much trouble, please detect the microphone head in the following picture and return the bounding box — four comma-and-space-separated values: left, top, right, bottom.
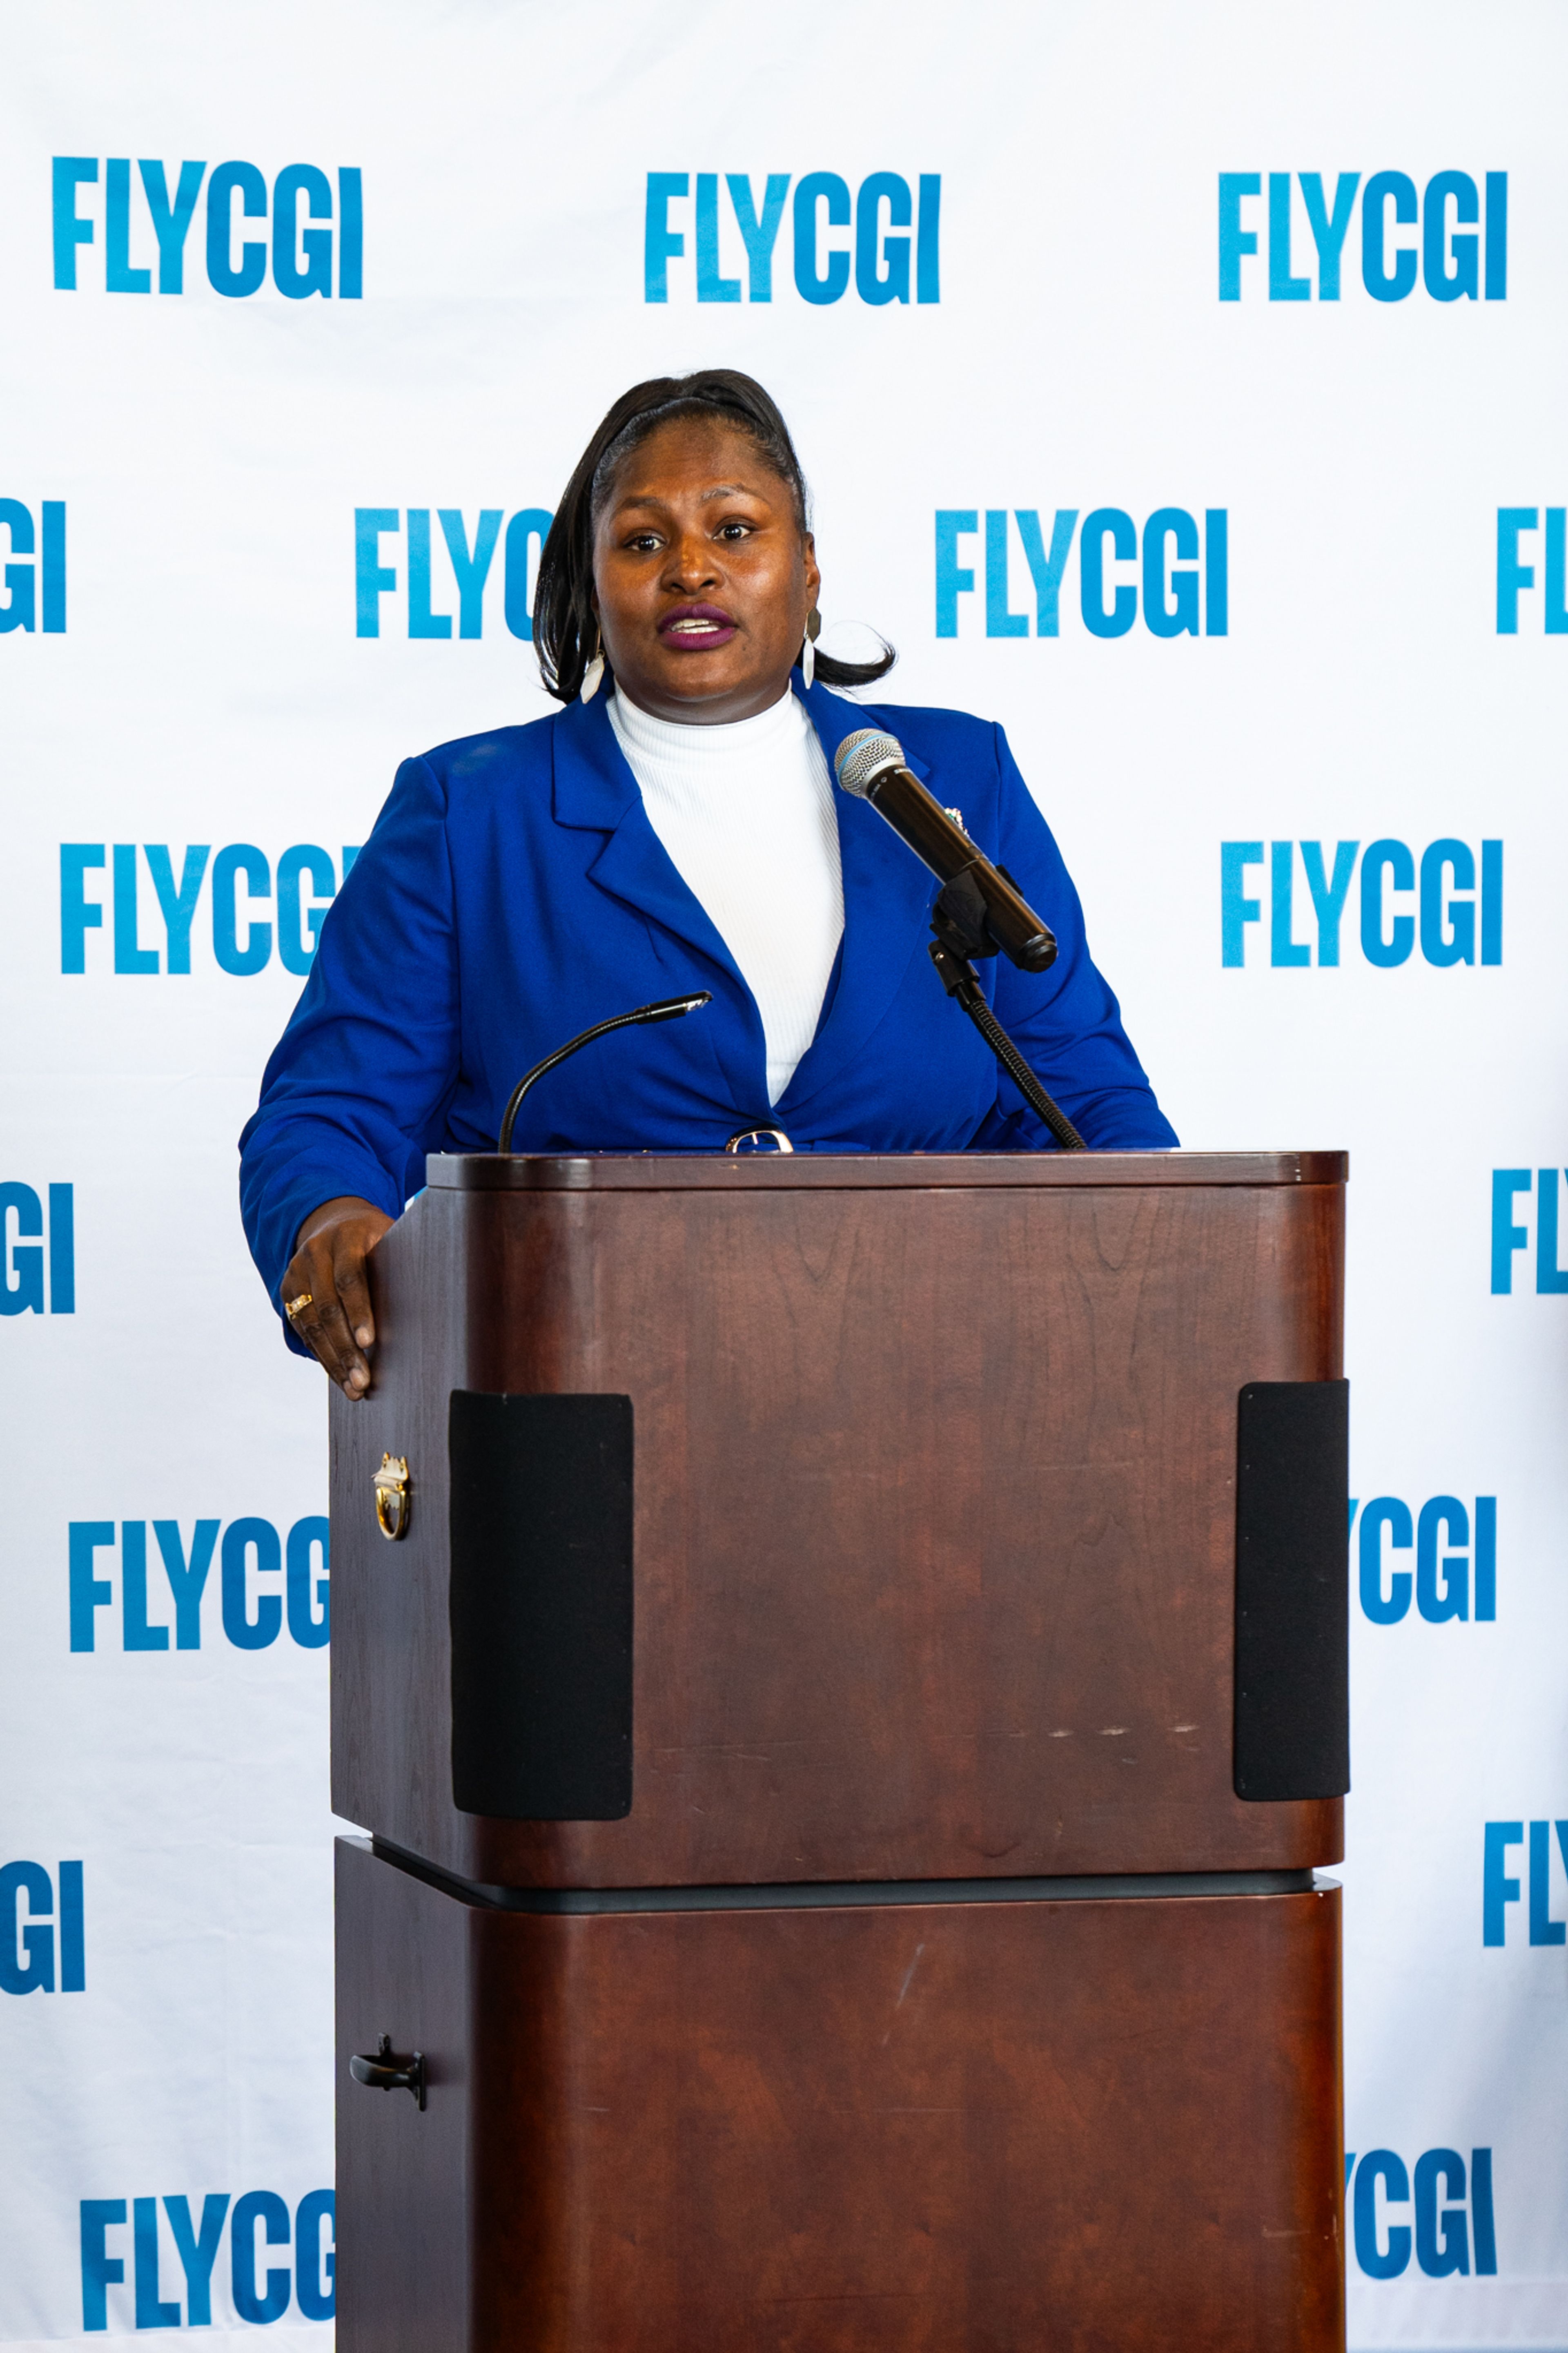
642, 990, 712, 1023
833, 727, 906, 798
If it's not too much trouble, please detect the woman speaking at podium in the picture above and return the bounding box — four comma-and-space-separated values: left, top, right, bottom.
240, 369, 1176, 1396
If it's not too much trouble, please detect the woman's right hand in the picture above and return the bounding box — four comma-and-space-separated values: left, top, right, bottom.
280, 1196, 396, 1399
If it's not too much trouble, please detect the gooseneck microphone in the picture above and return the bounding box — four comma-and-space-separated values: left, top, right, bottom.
497, 992, 711, 1153
832, 729, 1058, 973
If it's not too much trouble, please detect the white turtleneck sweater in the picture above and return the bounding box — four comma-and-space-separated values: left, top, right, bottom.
608, 685, 844, 1106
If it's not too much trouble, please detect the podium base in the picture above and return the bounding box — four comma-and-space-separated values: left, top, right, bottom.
336, 1836, 1343, 2352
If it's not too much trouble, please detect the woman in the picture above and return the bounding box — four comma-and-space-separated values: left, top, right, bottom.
241, 370, 1176, 1398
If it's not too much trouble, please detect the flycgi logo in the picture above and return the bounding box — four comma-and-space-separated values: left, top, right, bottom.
80, 2191, 334, 2330
354, 507, 552, 639
1497, 509, 1568, 631
60, 844, 358, 977
53, 159, 362, 298
646, 172, 941, 304
2, 1182, 74, 1315
1221, 841, 1502, 969
69, 1518, 329, 1654
935, 509, 1227, 640
1, 1862, 85, 1994
1219, 172, 1506, 302
1351, 1497, 1496, 1625
1345, 2149, 1497, 2278
1484, 1822, 1568, 1947
1490, 1171, 1568, 1294
1, 499, 65, 632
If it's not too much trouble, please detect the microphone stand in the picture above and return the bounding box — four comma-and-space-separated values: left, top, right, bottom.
927, 880, 1087, 1153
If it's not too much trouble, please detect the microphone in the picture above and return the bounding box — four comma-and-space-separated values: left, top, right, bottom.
833, 728, 1057, 973
497, 992, 710, 1153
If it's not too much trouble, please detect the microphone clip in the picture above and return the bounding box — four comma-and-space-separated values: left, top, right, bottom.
926, 882, 1087, 1153
931, 872, 997, 968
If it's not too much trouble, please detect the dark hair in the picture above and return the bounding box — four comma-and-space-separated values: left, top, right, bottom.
531, 368, 896, 703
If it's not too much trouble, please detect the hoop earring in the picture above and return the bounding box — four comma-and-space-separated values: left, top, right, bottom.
801, 607, 821, 690
580, 629, 605, 703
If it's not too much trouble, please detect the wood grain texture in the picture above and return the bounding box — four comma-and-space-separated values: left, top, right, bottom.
335, 1836, 471, 2353
428, 1148, 1348, 1192
332, 1158, 1345, 1887
336, 1837, 1345, 2353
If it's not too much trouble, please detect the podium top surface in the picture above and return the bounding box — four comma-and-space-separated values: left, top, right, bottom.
427, 1149, 1347, 1194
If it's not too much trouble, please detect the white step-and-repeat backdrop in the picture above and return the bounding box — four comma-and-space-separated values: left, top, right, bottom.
3, 1, 1566, 2343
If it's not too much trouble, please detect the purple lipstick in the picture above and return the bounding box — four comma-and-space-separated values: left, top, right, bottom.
658, 601, 738, 651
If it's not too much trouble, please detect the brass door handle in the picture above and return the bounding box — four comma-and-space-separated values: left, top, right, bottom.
350, 2032, 425, 2110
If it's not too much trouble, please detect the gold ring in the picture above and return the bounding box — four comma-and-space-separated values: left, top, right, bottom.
284, 1292, 313, 1320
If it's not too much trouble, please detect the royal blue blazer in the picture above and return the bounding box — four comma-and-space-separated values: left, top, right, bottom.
240, 675, 1176, 1347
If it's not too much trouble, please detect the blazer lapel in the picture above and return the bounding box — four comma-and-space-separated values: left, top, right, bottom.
547, 682, 947, 1127
549, 694, 768, 1105
775, 677, 941, 1117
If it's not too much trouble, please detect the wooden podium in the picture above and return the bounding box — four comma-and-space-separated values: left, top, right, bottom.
332, 1150, 1349, 2351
